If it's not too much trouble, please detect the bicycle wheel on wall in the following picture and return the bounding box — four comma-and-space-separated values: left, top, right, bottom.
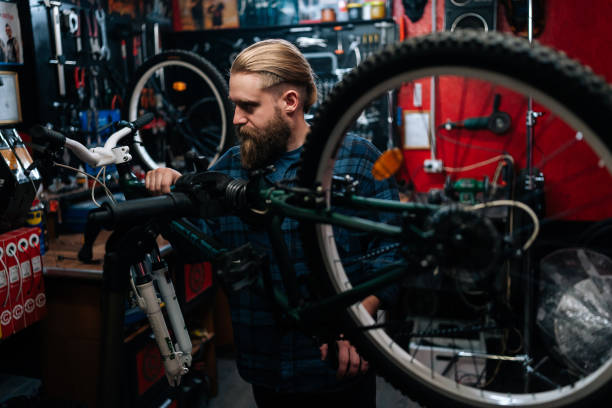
126, 50, 234, 171
298, 31, 612, 407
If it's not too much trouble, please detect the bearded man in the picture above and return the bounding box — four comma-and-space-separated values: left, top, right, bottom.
145, 39, 398, 407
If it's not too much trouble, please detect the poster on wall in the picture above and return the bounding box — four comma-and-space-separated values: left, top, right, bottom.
204, 0, 239, 29
108, 0, 137, 16
0, 71, 22, 124
174, 0, 238, 30
109, 0, 172, 20
142, 0, 172, 21
403, 111, 430, 149
0, 1, 23, 65
175, 0, 206, 30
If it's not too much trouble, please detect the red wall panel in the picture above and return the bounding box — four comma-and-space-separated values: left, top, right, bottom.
392, 0, 612, 220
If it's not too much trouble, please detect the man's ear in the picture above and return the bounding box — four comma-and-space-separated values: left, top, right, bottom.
281, 89, 300, 114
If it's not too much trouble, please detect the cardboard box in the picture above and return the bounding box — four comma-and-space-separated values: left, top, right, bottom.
15, 230, 34, 327
0, 232, 13, 338
3, 232, 25, 333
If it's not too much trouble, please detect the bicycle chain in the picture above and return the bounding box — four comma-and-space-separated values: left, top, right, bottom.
356, 320, 498, 341
356, 243, 401, 262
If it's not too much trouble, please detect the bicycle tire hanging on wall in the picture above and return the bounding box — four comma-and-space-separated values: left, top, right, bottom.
125, 50, 234, 171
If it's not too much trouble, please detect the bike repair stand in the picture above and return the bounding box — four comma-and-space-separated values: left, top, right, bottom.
522, 0, 543, 392
97, 161, 162, 407
97, 222, 160, 408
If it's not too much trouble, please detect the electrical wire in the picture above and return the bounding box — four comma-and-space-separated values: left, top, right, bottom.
443, 154, 515, 173
91, 166, 113, 207
9, 251, 23, 300
490, 160, 510, 196
437, 132, 508, 155
18, 241, 31, 296
0, 252, 9, 308
465, 199, 540, 251
53, 162, 117, 206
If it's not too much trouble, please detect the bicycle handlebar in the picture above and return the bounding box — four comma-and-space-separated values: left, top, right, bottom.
88, 192, 197, 229
131, 112, 155, 130
32, 114, 154, 168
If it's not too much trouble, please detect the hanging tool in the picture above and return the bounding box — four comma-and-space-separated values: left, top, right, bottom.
74, 1, 82, 52
89, 66, 100, 145
85, 7, 101, 59
95, 7, 111, 61
74, 66, 86, 106
121, 40, 129, 84
141, 23, 148, 61
74, 8, 83, 53
43, 0, 77, 97
61, 9, 79, 36
153, 23, 162, 55
133, 34, 143, 68
103, 78, 113, 107
442, 94, 512, 134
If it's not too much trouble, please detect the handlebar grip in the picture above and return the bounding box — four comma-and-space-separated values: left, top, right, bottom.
132, 112, 155, 130
29, 124, 66, 148
88, 192, 196, 229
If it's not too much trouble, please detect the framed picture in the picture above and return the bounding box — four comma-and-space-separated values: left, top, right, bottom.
0, 1, 23, 65
403, 110, 430, 149
174, 0, 206, 30
0, 71, 22, 124
174, 0, 239, 30
108, 0, 137, 16
204, 0, 239, 29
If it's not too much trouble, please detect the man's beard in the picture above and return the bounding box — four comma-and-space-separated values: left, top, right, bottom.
236, 110, 291, 170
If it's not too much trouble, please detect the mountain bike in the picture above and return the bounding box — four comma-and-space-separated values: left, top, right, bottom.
37, 30, 612, 408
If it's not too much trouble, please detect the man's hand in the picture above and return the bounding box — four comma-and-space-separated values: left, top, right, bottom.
319, 295, 379, 378
145, 168, 182, 194
320, 337, 370, 379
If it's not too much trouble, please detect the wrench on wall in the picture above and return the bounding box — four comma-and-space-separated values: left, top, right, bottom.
95, 8, 111, 61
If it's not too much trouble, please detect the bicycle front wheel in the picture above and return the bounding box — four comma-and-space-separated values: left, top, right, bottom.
298, 31, 612, 407
126, 50, 234, 171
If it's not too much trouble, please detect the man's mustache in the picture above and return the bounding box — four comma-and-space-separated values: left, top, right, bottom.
236, 125, 258, 140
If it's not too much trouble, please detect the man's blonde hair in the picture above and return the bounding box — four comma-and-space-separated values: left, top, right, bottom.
231, 39, 317, 113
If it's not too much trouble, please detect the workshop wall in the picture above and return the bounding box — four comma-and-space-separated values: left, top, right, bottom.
23, 0, 171, 145
394, 0, 612, 221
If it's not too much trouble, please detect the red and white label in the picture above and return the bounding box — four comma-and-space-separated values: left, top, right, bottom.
31, 256, 42, 274
24, 298, 35, 314
20, 261, 31, 279
12, 304, 23, 319
0, 310, 11, 325
36, 293, 46, 308
8, 265, 18, 283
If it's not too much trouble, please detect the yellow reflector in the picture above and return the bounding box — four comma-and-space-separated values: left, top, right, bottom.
371, 147, 404, 180
172, 81, 187, 92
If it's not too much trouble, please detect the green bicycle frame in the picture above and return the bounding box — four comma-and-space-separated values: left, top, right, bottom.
160, 176, 439, 336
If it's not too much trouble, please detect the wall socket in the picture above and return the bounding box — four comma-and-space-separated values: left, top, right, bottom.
424, 159, 443, 173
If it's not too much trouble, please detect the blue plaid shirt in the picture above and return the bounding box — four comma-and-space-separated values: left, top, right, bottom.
206, 135, 399, 392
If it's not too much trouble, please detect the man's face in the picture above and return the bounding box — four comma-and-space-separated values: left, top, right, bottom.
5, 25, 11, 38
229, 72, 291, 169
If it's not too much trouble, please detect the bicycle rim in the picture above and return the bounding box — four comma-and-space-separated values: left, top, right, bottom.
299, 31, 612, 407
126, 51, 233, 171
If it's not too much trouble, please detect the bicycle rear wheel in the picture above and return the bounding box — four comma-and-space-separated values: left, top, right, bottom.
298, 31, 612, 407
126, 50, 234, 171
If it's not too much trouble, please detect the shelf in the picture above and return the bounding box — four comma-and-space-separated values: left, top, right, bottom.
42, 231, 172, 280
